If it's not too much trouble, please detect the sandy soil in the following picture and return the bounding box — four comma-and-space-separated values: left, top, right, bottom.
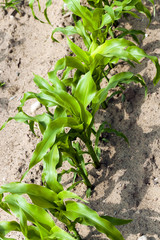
0, 1, 160, 239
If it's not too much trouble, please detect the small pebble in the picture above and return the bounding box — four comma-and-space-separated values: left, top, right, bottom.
138, 235, 147, 240
145, 33, 148, 38
9, 95, 16, 101
153, 177, 158, 185
2, 177, 6, 182
9, 15, 14, 21
63, 3, 68, 11
69, 36, 74, 40
30, 101, 41, 113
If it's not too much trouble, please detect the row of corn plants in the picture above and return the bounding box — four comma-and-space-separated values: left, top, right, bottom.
0, 0, 160, 239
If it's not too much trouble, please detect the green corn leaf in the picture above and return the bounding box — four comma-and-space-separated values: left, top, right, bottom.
67, 38, 90, 64
0, 194, 11, 215
92, 72, 145, 114
54, 57, 66, 72
17, 92, 37, 111
33, 74, 55, 92
91, 38, 135, 58
64, 201, 124, 240
29, 0, 44, 23
43, 144, 64, 193
4, 195, 55, 231
91, 39, 141, 64
0, 111, 53, 135
29, 117, 83, 169
51, 56, 87, 75
123, 10, 140, 18
135, 2, 151, 22
0, 182, 60, 209
65, 56, 87, 73
44, 0, 53, 26
100, 13, 113, 28
101, 216, 132, 226
58, 190, 87, 202
57, 168, 76, 182
48, 71, 66, 91
74, 71, 97, 108
87, 0, 103, 8
19, 207, 28, 236
104, 127, 129, 144
51, 26, 78, 42
117, 27, 145, 44
49, 226, 76, 240
0, 111, 34, 131
63, 0, 95, 32
0, 221, 20, 238
26, 225, 42, 240
36, 89, 81, 118
92, 8, 104, 28
126, 46, 160, 84
74, 20, 92, 49
66, 180, 83, 191
54, 106, 67, 120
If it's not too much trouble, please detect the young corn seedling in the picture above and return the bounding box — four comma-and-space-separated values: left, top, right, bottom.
0, 178, 132, 239
29, 0, 153, 44
51, 0, 152, 45
0, 0, 21, 12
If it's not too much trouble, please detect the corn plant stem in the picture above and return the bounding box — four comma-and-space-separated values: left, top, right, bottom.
72, 228, 82, 240
80, 134, 100, 169
62, 148, 92, 188
101, 101, 108, 109
73, 153, 92, 188
85, 140, 100, 169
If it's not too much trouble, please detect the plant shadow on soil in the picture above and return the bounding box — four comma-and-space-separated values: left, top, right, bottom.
82, 6, 160, 239
85, 82, 160, 240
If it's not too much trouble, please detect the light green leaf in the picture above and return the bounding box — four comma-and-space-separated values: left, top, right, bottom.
64, 201, 124, 240
43, 144, 64, 193
58, 190, 87, 202
63, 0, 95, 32
48, 71, 66, 91
74, 72, 97, 108
36, 89, 81, 118
0, 221, 20, 238
4, 195, 55, 231
92, 72, 145, 114
52, 26, 78, 42
67, 38, 90, 64
101, 216, 132, 226
49, 226, 76, 240
29, 117, 83, 169
0, 182, 59, 208
33, 74, 54, 92
91, 38, 135, 58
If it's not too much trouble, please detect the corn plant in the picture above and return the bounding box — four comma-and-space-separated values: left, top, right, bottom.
0, 0, 21, 11
29, 0, 154, 41
52, 0, 153, 45
0, 82, 5, 87
0, 180, 132, 240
